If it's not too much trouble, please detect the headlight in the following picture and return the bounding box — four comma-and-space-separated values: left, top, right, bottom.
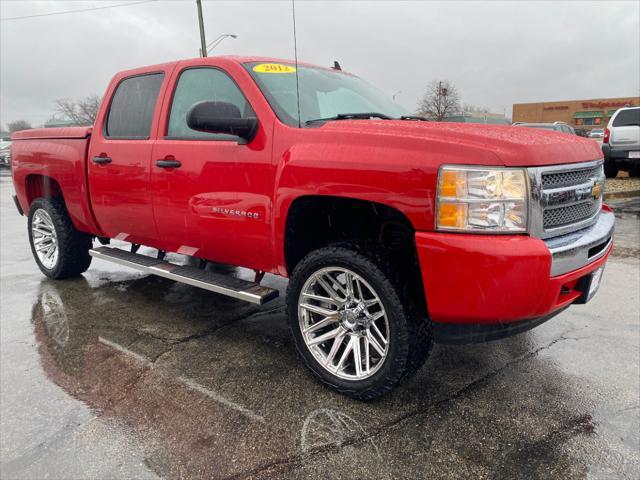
436, 166, 528, 233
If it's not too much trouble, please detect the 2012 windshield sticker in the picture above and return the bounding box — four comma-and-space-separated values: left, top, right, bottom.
212, 207, 260, 219
253, 63, 296, 74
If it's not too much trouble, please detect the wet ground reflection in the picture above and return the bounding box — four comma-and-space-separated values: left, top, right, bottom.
19, 264, 638, 479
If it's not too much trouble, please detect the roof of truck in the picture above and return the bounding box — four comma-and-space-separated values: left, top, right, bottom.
115, 56, 339, 78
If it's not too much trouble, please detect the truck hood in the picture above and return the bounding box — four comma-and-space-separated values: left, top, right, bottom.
318, 120, 602, 167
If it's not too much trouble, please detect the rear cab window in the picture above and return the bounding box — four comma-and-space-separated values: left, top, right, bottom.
105, 73, 164, 139
612, 108, 640, 127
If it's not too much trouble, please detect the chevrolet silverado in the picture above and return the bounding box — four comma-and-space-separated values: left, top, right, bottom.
11, 56, 613, 399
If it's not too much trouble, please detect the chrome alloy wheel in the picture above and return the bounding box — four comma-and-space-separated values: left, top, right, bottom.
298, 267, 390, 380
31, 209, 59, 270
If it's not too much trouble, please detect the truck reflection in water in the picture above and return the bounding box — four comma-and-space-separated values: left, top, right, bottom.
30, 275, 293, 478
30, 271, 624, 478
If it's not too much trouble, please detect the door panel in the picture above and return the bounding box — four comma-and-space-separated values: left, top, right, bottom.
88, 72, 165, 245
88, 140, 157, 244
151, 66, 274, 271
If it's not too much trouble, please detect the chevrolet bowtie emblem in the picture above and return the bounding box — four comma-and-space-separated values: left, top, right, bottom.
592, 182, 603, 199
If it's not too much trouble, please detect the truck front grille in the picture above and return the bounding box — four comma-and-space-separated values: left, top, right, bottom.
528, 160, 605, 239
543, 201, 601, 229
541, 165, 603, 189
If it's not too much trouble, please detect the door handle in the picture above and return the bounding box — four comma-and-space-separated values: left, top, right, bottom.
92, 156, 112, 164
156, 159, 182, 168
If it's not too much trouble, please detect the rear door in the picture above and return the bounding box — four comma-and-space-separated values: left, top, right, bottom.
88, 71, 168, 246
609, 108, 640, 148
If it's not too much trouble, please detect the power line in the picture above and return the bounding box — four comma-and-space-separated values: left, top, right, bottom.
0, 0, 157, 22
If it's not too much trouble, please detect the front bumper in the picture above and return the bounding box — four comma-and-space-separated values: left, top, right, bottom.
416, 207, 614, 340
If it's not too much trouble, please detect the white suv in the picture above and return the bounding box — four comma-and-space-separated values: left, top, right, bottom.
602, 106, 640, 178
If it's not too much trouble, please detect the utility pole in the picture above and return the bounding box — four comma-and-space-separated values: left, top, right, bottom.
196, 0, 207, 57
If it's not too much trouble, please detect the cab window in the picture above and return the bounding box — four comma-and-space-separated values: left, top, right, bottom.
167, 68, 255, 139
106, 73, 164, 139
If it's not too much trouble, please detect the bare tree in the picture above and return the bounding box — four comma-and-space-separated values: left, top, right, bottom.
54, 95, 101, 126
7, 120, 32, 132
416, 80, 461, 121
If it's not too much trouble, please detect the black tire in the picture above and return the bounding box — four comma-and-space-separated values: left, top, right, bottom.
286, 244, 432, 400
629, 166, 640, 178
28, 197, 92, 279
604, 161, 619, 179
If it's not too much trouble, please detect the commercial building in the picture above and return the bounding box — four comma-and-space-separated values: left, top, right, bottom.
512, 96, 639, 130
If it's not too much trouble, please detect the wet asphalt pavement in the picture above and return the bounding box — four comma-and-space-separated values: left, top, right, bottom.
1, 170, 639, 479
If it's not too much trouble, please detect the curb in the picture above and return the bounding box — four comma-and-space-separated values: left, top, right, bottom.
604, 190, 640, 200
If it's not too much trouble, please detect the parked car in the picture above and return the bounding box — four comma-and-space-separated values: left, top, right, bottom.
574, 128, 590, 138
10, 56, 613, 399
0, 140, 11, 167
602, 106, 640, 178
589, 128, 605, 139
513, 121, 576, 135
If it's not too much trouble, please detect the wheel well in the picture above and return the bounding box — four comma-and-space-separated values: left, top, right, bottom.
284, 196, 427, 315
25, 175, 62, 207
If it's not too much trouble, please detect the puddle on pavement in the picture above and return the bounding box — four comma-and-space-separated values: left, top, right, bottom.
11, 266, 633, 479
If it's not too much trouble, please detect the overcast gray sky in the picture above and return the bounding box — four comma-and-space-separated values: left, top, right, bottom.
1, 0, 639, 127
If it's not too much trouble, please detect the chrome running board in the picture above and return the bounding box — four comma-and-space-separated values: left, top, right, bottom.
89, 246, 279, 304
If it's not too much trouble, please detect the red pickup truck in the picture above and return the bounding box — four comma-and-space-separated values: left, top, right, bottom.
11, 56, 613, 399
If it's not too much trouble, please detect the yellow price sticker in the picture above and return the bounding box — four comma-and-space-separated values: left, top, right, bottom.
253, 63, 296, 74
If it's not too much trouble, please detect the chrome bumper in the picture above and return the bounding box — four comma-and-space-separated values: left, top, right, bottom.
544, 209, 614, 277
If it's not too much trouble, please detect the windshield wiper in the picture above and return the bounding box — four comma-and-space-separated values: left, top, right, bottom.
305, 112, 393, 125
399, 115, 428, 121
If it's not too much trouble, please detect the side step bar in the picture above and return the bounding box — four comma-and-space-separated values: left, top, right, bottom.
89, 246, 279, 305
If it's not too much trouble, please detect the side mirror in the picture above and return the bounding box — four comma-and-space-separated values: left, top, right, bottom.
186, 101, 258, 142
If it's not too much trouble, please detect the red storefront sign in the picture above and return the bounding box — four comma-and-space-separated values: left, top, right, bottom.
581, 101, 632, 109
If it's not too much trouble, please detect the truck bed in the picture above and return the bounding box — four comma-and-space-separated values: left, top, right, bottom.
11, 126, 92, 141
11, 127, 100, 235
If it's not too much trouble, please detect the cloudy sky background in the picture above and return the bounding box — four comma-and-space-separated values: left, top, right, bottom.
1, 0, 639, 127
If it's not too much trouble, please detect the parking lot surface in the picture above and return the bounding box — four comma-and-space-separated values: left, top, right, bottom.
1, 170, 639, 479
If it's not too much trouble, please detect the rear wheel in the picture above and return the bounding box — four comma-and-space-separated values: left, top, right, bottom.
286, 245, 432, 400
629, 166, 640, 178
28, 197, 92, 279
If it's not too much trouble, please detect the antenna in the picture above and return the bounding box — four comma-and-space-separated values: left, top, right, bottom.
292, 0, 302, 127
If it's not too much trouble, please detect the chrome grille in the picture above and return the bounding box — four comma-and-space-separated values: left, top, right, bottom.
528, 159, 605, 239
543, 201, 601, 229
541, 165, 603, 189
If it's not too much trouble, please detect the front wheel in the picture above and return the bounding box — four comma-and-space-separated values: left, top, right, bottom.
286, 245, 432, 400
28, 197, 92, 279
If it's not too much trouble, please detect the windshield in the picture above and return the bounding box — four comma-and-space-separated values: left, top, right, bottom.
244, 62, 408, 127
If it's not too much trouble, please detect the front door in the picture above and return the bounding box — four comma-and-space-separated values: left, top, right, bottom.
151, 66, 274, 271
88, 72, 166, 246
